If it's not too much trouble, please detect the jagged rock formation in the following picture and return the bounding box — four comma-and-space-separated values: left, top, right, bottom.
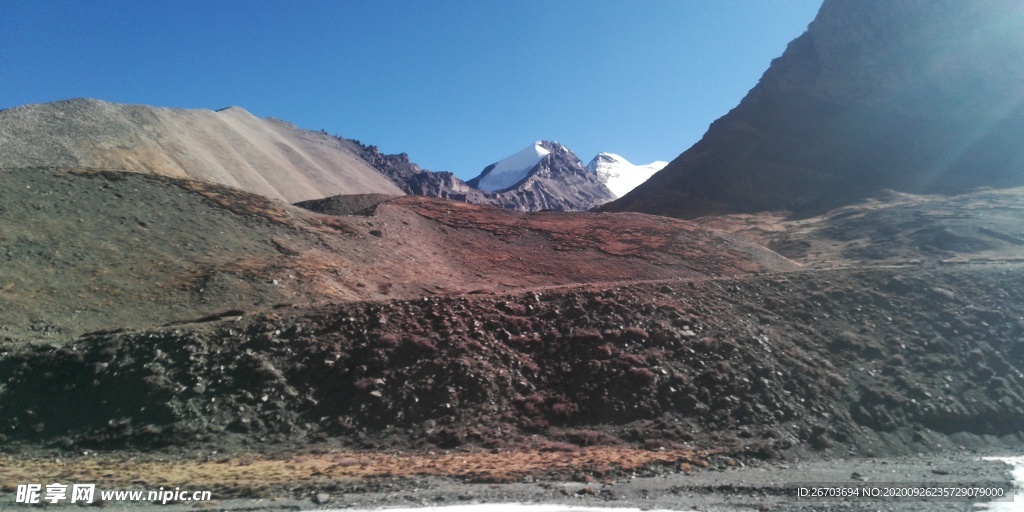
355, 144, 482, 201
602, 0, 1024, 218
366, 140, 615, 212
0, 98, 404, 202
466, 141, 615, 211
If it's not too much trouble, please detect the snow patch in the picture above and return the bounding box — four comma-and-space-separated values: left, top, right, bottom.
586, 152, 667, 198
476, 142, 550, 192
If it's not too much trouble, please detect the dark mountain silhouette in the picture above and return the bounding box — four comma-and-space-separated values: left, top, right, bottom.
602, 0, 1024, 218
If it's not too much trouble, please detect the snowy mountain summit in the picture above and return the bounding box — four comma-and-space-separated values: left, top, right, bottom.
472, 142, 551, 192
586, 152, 667, 198
467, 141, 614, 211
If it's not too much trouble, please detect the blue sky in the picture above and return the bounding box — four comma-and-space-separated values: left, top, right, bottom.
1, 1, 822, 180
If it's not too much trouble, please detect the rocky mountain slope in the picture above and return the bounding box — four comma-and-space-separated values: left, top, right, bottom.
4, 167, 1023, 447
0, 99, 615, 212
466, 141, 615, 211
0, 98, 404, 202
5, 254, 1023, 463
586, 152, 667, 198
602, 0, 1024, 218
354, 143, 480, 201
470, 142, 552, 193
369, 140, 619, 212
0, 166, 792, 345
4, 165, 1024, 502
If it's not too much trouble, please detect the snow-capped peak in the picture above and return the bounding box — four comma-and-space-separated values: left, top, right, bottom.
475, 142, 550, 192
586, 152, 667, 197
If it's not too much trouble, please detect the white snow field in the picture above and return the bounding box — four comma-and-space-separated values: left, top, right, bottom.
475, 142, 551, 192
586, 152, 667, 198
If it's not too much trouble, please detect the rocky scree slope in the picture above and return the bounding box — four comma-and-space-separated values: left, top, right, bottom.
603, 0, 1024, 218
0, 98, 404, 202
1, 266, 1022, 457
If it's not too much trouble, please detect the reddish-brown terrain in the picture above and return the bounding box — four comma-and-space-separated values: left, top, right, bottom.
1, 166, 1023, 509
4, 2, 1024, 507
0, 167, 795, 345
699, 188, 1024, 268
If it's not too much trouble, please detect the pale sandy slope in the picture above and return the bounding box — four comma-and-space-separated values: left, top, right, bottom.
0, 98, 404, 202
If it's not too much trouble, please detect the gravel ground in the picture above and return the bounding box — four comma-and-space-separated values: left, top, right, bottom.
12, 452, 1014, 511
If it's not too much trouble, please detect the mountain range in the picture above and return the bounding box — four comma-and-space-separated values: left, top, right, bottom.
1, 99, 641, 212
8, 1, 1024, 221
3, 0, 1024, 489
466, 140, 615, 211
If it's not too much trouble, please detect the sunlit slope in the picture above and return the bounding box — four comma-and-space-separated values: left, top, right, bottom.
0, 98, 404, 202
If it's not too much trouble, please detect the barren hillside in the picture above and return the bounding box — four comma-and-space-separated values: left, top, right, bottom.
0, 99, 404, 202
2, 166, 1023, 508
699, 188, 1024, 268
0, 167, 793, 344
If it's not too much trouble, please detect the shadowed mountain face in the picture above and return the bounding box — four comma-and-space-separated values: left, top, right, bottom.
603, 0, 1024, 218
0, 98, 404, 202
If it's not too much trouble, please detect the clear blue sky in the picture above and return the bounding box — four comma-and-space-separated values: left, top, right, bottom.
1, 0, 822, 180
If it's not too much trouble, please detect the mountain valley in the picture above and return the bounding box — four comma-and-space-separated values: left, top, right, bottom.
2, 0, 1024, 509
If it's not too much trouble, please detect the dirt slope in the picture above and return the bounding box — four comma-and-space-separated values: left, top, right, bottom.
3, 264, 1021, 462
0, 98, 403, 202
0, 167, 793, 344
698, 188, 1024, 268
3, 165, 1023, 502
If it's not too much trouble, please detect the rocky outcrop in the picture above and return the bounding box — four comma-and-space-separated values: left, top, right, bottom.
602, 0, 1024, 218
353, 143, 483, 201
